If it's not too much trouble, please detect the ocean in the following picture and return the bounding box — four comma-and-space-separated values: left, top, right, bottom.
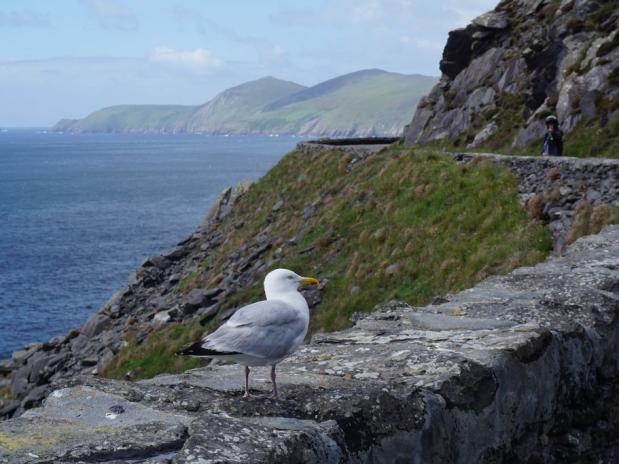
0, 130, 298, 359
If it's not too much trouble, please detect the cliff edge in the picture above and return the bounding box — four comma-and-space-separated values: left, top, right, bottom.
1, 225, 618, 463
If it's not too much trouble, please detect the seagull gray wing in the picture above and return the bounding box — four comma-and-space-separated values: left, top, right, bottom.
201, 299, 306, 360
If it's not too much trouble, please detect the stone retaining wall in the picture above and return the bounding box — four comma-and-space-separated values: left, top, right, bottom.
1, 226, 617, 463
451, 152, 619, 252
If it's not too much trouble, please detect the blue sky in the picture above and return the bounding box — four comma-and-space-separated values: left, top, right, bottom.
0, 0, 496, 126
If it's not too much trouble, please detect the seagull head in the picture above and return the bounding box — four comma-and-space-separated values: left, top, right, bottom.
264, 268, 318, 298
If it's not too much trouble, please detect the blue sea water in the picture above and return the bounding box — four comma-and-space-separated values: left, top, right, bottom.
0, 131, 299, 359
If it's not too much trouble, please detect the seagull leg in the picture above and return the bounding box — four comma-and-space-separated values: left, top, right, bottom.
243, 366, 251, 398
270, 364, 279, 399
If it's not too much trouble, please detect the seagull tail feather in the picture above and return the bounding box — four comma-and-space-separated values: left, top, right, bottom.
178, 341, 239, 357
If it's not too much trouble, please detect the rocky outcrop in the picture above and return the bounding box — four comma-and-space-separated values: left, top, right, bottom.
403, 0, 619, 151
1, 225, 618, 463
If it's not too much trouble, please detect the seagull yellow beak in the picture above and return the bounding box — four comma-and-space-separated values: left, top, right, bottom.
300, 277, 319, 286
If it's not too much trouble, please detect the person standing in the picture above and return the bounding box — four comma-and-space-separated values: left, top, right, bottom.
541, 115, 563, 156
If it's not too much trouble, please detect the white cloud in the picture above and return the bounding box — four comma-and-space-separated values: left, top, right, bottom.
80, 0, 137, 31
150, 47, 223, 74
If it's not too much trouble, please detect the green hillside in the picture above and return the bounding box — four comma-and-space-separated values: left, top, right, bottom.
102, 145, 552, 380
53, 70, 437, 136
184, 76, 307, 133
54, 105, 196, 133
257, 70, 436, 135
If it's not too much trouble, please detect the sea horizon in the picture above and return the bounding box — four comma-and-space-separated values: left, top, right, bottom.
0, 131, 298, 359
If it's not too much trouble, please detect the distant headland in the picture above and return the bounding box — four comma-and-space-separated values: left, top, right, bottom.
52, 69, 437, 137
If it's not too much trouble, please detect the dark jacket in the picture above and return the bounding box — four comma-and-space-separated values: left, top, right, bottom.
542, 130, 563, 156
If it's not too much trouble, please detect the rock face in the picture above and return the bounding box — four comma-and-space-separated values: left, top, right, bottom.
403, 0, 619, 151
1, 226, 618, 463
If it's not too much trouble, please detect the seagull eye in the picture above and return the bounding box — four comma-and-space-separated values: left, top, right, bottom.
288, 275, 294, 279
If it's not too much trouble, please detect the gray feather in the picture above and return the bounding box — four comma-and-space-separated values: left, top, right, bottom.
201, 300, 306, 360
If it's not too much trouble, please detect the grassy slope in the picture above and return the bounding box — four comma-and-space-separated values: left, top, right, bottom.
186, 77, 307, 132
253, 72, 437, 134
475, 95, 619, 158
102, 146, 552, 380
421, 90, 619, 158
54, 105, 197, 133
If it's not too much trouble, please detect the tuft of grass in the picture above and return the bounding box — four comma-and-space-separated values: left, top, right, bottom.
101, 322, 202, 380
566, 203, 619, 244
597, 33, 619, 57
176, 271, 198, 291
102, 146, 554, 380
561, 116, 619, 158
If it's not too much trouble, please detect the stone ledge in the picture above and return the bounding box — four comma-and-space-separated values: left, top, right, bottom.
1, 226, 617, 463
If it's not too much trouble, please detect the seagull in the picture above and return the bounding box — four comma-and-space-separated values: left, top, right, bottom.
180, 268, 319, 399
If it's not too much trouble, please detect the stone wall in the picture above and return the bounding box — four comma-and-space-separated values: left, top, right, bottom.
296, 139, 395, 171
450, 152, 619, 251
300, 140, 619, 252
1, 225, 617, 463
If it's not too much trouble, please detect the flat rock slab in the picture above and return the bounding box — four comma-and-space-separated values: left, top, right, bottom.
0, 386, 190, 463
142, 364, 341, 394
407, 312, 516, 331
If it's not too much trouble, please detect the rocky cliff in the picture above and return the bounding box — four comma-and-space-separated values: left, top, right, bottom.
1, 137, 617, 418
1, 140, 569, 419
403, 0, 619, 157
0, 133, 617, 462
1, 224, 618, 463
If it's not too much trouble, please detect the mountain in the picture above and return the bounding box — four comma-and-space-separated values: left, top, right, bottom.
256, 69, 436, 136
403, 0, 619, 157
184, 76, 307, 133
53, 70, 437, 136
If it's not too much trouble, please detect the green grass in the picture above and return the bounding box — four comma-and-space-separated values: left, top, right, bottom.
102, 322, 202, 380
566, 203, 619, 244
560, 117, 619, 158
102, 146, 553, 380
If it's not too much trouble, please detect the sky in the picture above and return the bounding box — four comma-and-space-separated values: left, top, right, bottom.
0, 0, 497, 127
